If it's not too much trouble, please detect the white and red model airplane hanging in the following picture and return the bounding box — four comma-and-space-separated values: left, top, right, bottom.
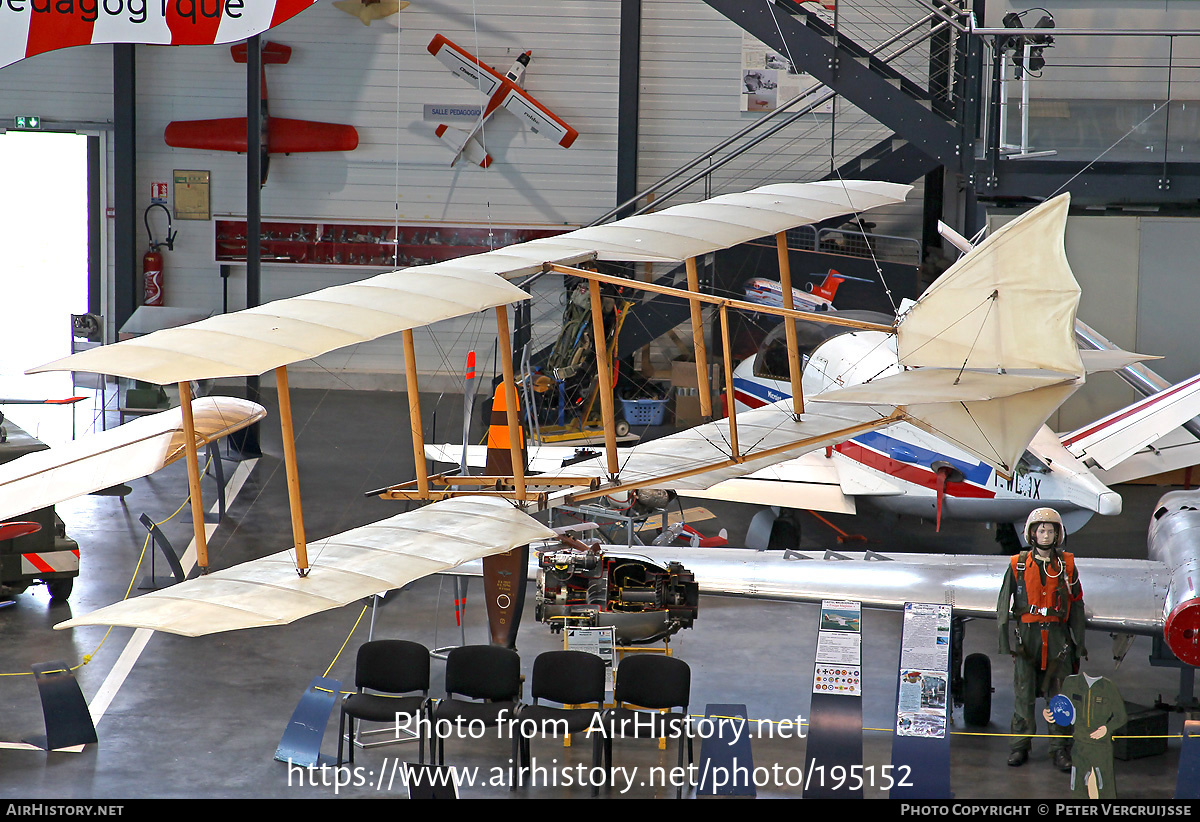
425, 33, 579, 168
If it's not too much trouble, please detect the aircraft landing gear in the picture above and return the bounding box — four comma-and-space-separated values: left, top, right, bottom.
768, 512, 801, 550
950, 617, 993, 727
745, 507, 801, 550
962, 653, 992, 726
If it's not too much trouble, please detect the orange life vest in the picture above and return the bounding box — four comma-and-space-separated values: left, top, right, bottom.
1011, 550, 1079, 624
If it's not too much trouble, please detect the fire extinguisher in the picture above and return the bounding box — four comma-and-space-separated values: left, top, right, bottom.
143, 203, 177, 307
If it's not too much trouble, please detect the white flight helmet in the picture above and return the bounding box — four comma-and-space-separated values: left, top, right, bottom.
1024, 507, 1064, 548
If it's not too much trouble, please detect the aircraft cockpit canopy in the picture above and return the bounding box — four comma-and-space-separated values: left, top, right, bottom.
752, 310, 893, 381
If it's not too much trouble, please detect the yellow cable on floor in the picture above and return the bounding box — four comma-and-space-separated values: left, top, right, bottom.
1, 454, 212, 677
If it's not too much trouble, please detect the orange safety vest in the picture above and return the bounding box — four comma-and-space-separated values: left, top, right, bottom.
1011, 550, 1078, 623
1011, 551, 1081, 669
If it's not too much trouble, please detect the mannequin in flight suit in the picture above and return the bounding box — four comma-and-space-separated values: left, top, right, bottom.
997, 507, 1087, 771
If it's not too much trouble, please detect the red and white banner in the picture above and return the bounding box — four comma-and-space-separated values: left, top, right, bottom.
0, 0, 319, 71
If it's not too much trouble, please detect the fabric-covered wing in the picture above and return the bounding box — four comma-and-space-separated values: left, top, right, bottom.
28, 263, 541, 385
557, 400, 899, 491
680, 451, 859, 515
898, 193, 1082, 376
0, 397, 265, 523
29, 180, 907, 387
876, 194, 1087, 474
55, 497, 554, 636
813, 369, 1084, 473
526, 181, 911, 264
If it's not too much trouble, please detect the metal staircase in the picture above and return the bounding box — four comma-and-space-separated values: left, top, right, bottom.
576, 0, 973, 367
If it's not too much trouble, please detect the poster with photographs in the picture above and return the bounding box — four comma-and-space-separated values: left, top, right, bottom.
812, 600, 862, 697
895, 603, 952, 738
740, 18, 834, 114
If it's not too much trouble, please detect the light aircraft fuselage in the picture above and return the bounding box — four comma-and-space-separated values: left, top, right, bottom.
730, 317, 1120, 533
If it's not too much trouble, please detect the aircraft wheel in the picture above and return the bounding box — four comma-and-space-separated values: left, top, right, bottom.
962, 652, 992, 726
767, 516, 800, 550
47, 578, 73, 602
614, 418, 630, 438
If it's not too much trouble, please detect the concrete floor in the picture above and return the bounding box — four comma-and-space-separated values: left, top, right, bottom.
0, 388, 1193, 799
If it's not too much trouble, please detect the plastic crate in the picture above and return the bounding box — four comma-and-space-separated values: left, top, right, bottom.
620, 397, 668, 426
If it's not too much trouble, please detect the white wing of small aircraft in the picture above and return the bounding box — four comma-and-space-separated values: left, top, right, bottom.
0, 397, 265, 523
426, 34, 579, 168
23, 180, 1109, 639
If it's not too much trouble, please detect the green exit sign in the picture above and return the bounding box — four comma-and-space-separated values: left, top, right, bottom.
14, 115, 41, 130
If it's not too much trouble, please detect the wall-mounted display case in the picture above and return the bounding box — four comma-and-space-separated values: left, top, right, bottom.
215, 218, 571, 268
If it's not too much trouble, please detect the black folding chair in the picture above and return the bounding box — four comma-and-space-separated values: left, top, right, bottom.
602, 654, 692, 798
337, 639, 431, 767
514, 650, 606, 793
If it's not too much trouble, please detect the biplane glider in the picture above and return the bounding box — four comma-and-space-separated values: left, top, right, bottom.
22, 182, 1167, 655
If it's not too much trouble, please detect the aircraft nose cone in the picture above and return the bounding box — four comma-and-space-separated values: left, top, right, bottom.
1097, 490, 1122, 517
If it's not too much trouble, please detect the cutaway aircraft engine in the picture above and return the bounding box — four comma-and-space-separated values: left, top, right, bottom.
535, 545, 699, 644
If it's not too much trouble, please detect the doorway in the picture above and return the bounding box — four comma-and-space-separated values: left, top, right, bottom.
0, 131, 91, 444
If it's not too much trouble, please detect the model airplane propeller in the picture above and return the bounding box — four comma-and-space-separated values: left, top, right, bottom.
426, 34, 578, 168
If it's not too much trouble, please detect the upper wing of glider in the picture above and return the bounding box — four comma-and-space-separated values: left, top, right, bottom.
29, 181, 910, 386
0, 397, 265, 523
55, 497, 553, 636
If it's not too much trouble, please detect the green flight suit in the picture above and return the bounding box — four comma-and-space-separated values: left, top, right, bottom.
997, 550, 1087, 754
1060, 674, 1126, 799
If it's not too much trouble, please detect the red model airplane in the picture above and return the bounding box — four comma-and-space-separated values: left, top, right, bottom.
164, 42, 359, 186
426, 34, 578, 168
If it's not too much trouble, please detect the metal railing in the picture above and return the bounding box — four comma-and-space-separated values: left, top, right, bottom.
978, 28, 1200, 168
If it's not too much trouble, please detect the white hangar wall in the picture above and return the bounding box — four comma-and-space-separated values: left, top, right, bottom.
0, 0, 935, 390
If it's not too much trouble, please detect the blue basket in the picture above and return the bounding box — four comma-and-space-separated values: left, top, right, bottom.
620, 397, 668, 426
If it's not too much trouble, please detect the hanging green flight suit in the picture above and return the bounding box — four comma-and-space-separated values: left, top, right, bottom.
1060, 674, 1126, 799
997, 549, 1087, 754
